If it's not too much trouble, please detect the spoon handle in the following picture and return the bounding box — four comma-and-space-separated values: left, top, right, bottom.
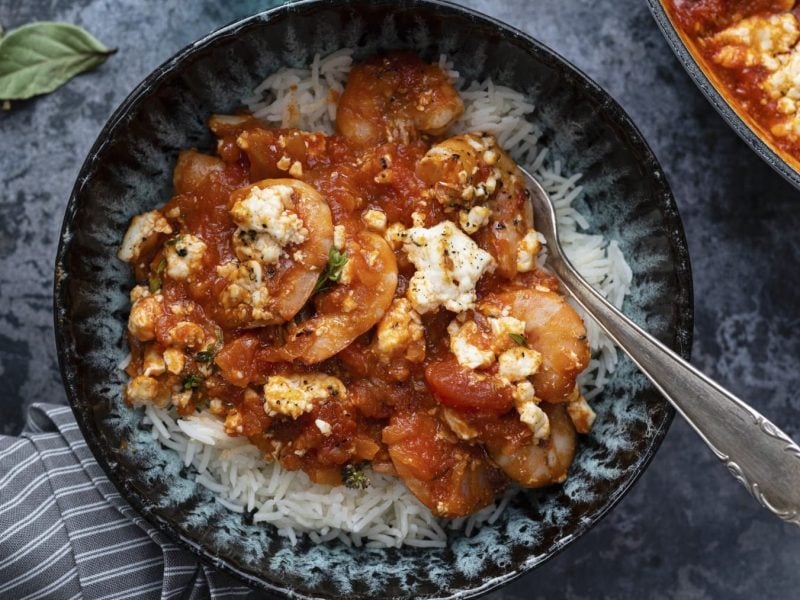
550, 253, 800, 526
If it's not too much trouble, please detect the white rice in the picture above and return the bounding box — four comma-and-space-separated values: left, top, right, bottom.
140, 49, 633, 548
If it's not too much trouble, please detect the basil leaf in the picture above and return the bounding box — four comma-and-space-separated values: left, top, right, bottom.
0, 22, 115, 100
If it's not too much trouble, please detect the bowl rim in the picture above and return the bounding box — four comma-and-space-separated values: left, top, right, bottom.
645, 0, 800, 191
53, 0, 694, 597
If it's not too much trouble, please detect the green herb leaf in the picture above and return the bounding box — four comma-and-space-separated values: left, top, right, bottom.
509, 333, 529, 348
342, 462, 370, 490
182, 373, 204, 391
155, 257, 166, 274
148, 275, 161, 293
0, 22, 115, 101
195, 350, 214, 363
313, 247, 348, 294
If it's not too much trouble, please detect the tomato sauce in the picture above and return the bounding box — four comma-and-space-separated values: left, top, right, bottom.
121, 52, 591, 517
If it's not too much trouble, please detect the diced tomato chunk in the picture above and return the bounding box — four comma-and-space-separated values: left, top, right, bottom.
425, 356, 514, 413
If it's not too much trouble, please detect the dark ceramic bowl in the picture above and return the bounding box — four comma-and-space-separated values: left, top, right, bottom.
53, 0, 693, 598
646, 0, 800, 191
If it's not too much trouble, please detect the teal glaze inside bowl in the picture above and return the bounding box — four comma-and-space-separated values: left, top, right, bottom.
54, 1, 693, 598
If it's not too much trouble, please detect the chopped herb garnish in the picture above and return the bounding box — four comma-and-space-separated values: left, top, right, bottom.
147, 258, 167, 293
182, 373, 204, 391
509, 333, 529, 348
313, 247, 348, 294
342, 462, 370, 490
195, 350, 214, 363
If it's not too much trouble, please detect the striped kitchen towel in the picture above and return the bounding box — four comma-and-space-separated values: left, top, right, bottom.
0, 403, 262, 599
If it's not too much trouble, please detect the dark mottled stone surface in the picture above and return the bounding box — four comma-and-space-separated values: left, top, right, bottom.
0, 0, 798, 598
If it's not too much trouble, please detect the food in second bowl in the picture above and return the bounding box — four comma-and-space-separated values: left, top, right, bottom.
664, 0, 800, 158
118, 50, 631, 547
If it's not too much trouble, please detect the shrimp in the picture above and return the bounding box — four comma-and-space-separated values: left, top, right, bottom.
336, 52, 464, 148
416, 132, 534, 279
382, 410, 508, 517
489, 402, 577, 488
235, 127, 330, 181
173, 150, 225, 195
263, 231, 398, 364
215, 179, 333, 328
480, 288, 590, 403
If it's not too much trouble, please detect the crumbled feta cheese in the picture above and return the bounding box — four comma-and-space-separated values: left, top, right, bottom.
229, 184, 308, 265
315, 419, 332, 436
142, 347, 165, 377
705, 12, 800, 140
404, 220, 494, 313
567, 395, 596, 434
217, 260, 274, 324
411, 211, 426, 228
128, 296, 163, 342
333, 224, 346, 251
466, 135, 487, 152
778, 96, 797, 114
712, 13, 798, 70
362, 208, 388, 232
375, 298, 426, 363
171, 390, 193, 409
497, 346, 543, 382
441, 407, 479, 441
277, 155, 292, 170
514, 386, 550, 440
458, 205, 491, 234
118, 210, 172, 262
231, 185, 308, 244
209, 398, 225, 416
516, 229, 541, 273
489, 315, 526, 339
165, 321, 207, 349
126, 375, 169, 407
765, 46, 800, 137
232, 228, 283, 264
384, 222, 407, 250
263, 374, 346, 419
482, 149, 498, 165
447, 311, 531, 372
163, 348, 185, 375
130, 285, 151, 303
447, 319, 495, 369
165, 234, 207, 280
289, 160, 304, 178
224, 409, 244, 435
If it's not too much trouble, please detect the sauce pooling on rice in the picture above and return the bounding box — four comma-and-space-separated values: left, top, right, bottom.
118, 51, 595, 518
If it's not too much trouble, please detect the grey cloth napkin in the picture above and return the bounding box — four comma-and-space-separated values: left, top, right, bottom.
0, 403, 263, 599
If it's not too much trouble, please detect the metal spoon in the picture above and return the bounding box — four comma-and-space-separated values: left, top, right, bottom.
520, 166, 800, 525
